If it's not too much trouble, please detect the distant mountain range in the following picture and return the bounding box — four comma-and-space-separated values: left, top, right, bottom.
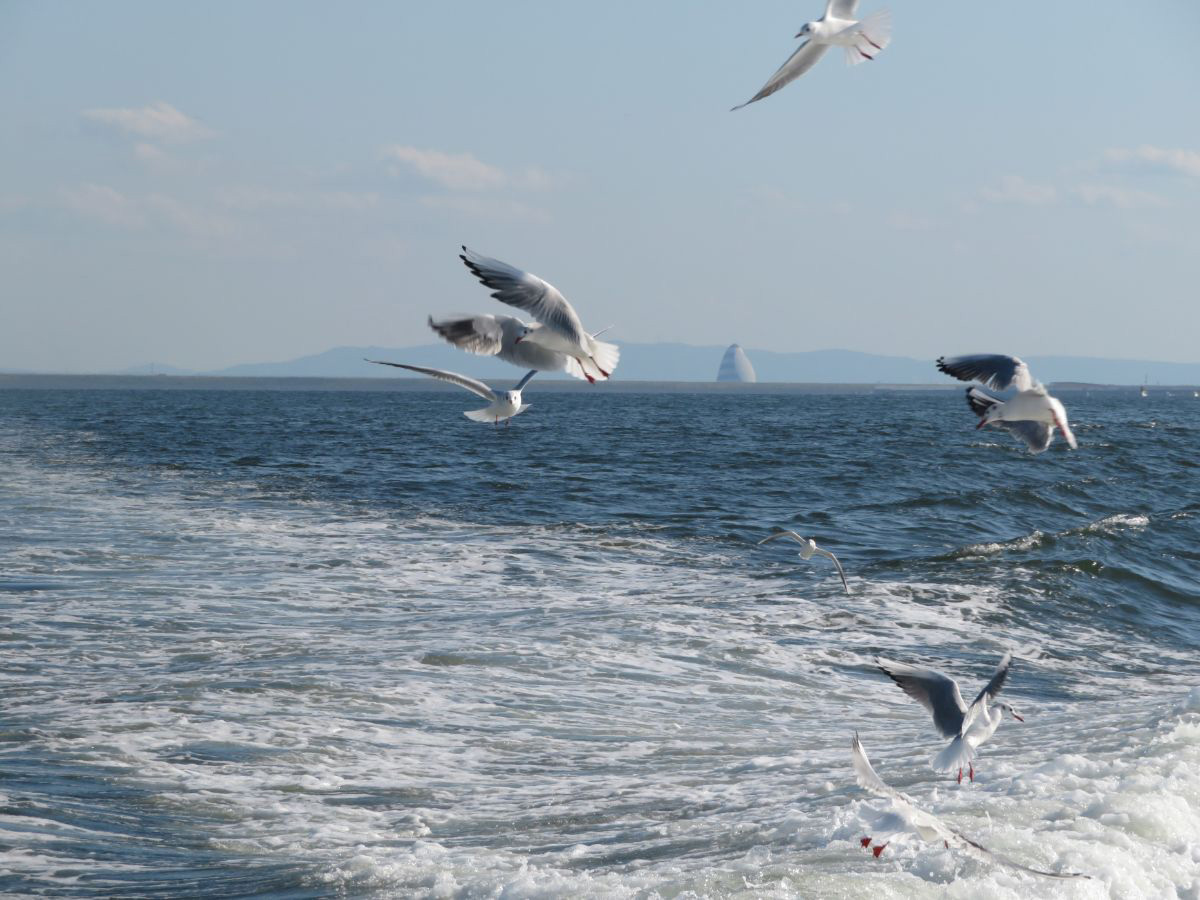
98, 343, 1200, 386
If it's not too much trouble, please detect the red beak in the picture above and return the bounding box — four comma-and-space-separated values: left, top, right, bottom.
1012, 712, 1025, 722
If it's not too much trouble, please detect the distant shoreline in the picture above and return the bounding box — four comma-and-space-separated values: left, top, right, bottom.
1, 374, 1190, 393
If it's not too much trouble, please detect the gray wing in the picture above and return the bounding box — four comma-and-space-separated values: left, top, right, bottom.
511, 369, 537, 391
967, 652, 1013, 712
936, 355, 1034, 392
826, 0, 860, 17
1000, 420, 1053, 453
757, 529, 807, 546
731, 41, 829, 110
459, 247, 587, 346
363, 360, 495, 402
427, 314, 524, 356
814, 546, 850, 594
877, 659, 968, 737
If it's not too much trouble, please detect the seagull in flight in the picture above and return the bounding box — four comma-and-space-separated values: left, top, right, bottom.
365, 360, 536, 426
426, 314, 592, 381
936, 354, 1078, 454
850, 734, 1090, 879
876, 652, 1022, 783
459, 247, 619, 384
758, 530, 849, 594
732, 0, 892, 110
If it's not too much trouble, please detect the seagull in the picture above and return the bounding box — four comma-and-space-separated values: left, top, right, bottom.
876, 652, 1022, 783
850, 733, 1090, 879
732, 0, 892, 110
758, 529, 849, 594
936, 354, 1078, 454
459, 247, 620, 384
426, 314, 590, 381
365, 360, 536, 426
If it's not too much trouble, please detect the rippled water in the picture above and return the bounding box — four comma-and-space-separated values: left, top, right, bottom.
1, 386, 1198, 898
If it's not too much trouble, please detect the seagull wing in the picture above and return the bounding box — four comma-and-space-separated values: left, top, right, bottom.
876, 659, 968, 737
511, 369, 538, 391
731, 41, 829, 111
427, 314, 521, 356
813, 546, 850, 594
963, 652, 1014, 727
1001, 420, 1053, 454
826, 0, 860, 18
852, 734, 1093, 880
757, 529, 807, 547
459, 247, 587, 346
851, 734, 947, 837
364, 360, 495, 402
936, 355, 1034, 392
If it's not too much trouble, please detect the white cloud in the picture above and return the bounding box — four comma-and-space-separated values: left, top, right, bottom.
384, 145, 506, 190
59, 184, 239, 241
145, 194, 237, 239
382, 145, 554, 192
59, 184, 145, 227
1105, 145, 1200, 178
1073, 184, 1170, 209
83, 101, 214, 144
981, 175, 1058, 206
216, 186, 380, 212
419, 194, 552, 224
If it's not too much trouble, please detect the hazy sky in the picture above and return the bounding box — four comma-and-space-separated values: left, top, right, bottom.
2, 1, 1199, 372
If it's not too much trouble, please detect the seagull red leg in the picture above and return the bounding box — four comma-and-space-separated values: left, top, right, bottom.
872, 843, 888, 858
860, 836, 872, 849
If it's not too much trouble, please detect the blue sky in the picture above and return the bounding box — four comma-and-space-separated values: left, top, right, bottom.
2, 1, 1199, 372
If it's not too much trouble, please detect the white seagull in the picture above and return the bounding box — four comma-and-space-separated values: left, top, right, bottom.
732, 0, 892, 110
459, 247, 620, 385
426, 314, 591, 382
850, 734, 1090, 879
758, 529, 849, 594
877, 652, 1022, 783
365, 360, 536, 426
936, 354, 1078, 454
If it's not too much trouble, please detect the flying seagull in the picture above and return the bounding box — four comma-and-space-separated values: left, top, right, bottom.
459, 247, 619, 384
850, 734, 1090, 879
426, 314, 591, 381
877, 652, 1022, 783
732, 0, 892, 110
936, 354, 1078, 454
365, 360, 536, 426
758, 529, 849, 594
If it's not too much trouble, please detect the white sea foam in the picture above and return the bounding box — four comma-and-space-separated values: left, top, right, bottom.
0, 425, 1197, 898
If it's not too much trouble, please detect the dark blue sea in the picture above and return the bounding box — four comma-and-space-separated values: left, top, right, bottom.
1, 384, 1198, 897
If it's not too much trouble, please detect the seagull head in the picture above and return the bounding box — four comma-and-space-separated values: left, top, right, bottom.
997, 701, 1024, 722
795, 22, 815, 38
513, 324, 536, 345
503, 389, 522, 406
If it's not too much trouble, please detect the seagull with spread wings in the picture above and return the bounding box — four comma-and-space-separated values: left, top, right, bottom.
732, 0, 892, 110
425, 314, 592, 381
936, 354, 1077, 454
850, 734, 1090, 879
459, 247, 619, 385
758, 529, 850, 594
365, 360, 536, 426
877, 652, 1022, 783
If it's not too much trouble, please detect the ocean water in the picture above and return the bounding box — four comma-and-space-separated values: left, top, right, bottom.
0, 385, 1198, 899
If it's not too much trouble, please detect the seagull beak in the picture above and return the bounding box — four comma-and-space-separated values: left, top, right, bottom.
514, 336, 523, 344
1012, 712, 1025, 722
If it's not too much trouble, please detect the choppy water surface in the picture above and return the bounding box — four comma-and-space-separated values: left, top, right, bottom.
1, 386, 1198, 898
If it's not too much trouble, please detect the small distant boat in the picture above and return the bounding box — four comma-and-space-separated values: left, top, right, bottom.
1194, 390, 1199, 398
1140, 385, 1148, 398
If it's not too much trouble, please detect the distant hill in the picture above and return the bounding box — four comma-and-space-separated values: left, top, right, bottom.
201, 343, 1200, 386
